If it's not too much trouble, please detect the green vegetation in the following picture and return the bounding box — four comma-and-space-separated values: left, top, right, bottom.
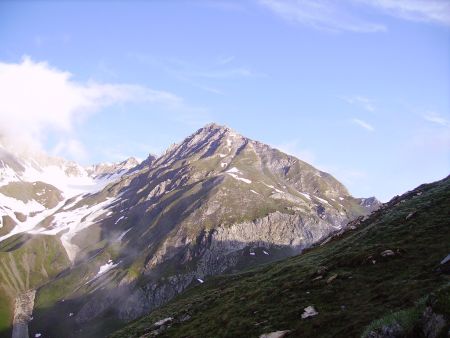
0, 234, 70, 336
111, 176, 450, 338
361, 305, 423, 337
0, 291, 13, 333
362, 283, 450, 337
0, 181, 63, 208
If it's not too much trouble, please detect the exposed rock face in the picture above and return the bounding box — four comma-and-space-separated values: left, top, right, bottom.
12, 290, 36, 338
366, 323, 404, 338
93, 211, 345, 322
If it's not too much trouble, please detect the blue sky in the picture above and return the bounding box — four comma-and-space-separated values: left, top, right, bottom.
0, 0, 449, 201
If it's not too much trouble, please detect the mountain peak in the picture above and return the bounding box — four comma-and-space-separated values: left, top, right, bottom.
190, 122, 233, 141
119, 157, 140, 168
201, 122, 229, 132
156, 122, 246, 166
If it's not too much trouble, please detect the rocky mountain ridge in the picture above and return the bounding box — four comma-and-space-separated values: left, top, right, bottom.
0, 123, 380, 337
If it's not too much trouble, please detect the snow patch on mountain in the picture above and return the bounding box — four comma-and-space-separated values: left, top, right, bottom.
114, 215, 126, 224
226, 167, 252, 184
30, 197, 116, 261
299, 192, 311, 201
0, 199, 67, 241
0, 165, 20, 187
226, 167, 240, 174
313, 196, 331, 206
97, 260, 118, 276
263, 182, 283, 194
0, 193, 45, 215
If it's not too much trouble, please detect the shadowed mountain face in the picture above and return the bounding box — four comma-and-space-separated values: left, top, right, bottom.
0, 123, 379, 337
110, 175, 450, 338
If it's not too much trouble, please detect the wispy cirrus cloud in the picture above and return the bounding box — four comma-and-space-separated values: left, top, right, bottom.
259, 0, 450, 33
129, 53, 266, 95
259, 0, 386, 33
351, 118, 375, 131
341, 95, 376, 112
423, 111, 450, 126
360, 0, 450, 26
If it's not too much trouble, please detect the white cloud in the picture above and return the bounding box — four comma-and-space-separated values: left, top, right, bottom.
259, 0, 386, 33
259, 0, 450, 33
423, 112, 450, 126
0, 56, 204, 159
52, 139, 88, 162
360, 0, 450, 26
341, 95, 376, 112
351, 118, 375, 131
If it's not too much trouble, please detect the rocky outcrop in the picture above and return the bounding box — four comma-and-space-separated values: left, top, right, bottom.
420, 306, 447, 338
365, 323, 404, 338
364, 283, 450, 338
74, 208, 349, 324
12, 290, 35, 338
93, 211, 347, 322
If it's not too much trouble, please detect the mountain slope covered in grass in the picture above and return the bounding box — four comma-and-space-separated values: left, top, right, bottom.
0, 234, 70, 335
111, 175, 450, 338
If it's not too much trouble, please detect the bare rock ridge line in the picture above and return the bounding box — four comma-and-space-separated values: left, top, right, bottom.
12, 290, 35, 338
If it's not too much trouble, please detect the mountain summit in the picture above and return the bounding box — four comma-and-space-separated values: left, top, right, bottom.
0, 123, 379, 337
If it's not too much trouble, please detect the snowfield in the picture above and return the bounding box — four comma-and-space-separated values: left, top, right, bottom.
35, 197, 117, 261
0, 149, 133, 260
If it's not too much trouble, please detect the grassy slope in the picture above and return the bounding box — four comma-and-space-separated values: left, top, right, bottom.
111, 176, 450, 338
0, 181, 63, 209
0, 234, 70, 336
